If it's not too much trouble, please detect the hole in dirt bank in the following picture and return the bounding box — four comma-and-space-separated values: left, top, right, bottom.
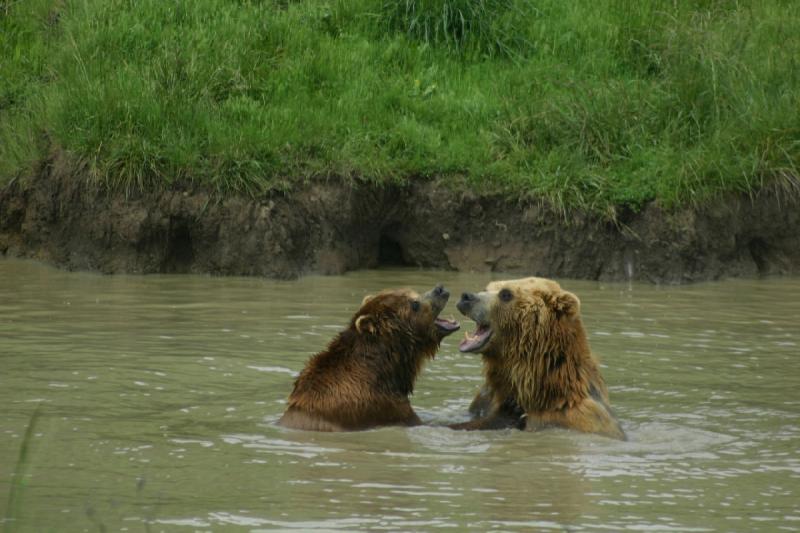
378, 232, 409, 267
163, 222, 194, 273
748, 238, 770, 275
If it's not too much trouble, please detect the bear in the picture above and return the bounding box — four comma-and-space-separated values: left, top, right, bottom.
452, 277, 626, 440
278, 284, 460, 431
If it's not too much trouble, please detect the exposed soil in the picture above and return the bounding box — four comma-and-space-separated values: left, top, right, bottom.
2, 152, 799, 283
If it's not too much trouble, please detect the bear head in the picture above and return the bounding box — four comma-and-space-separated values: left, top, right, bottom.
354, 284, 461, 357
456, 277, 582, 358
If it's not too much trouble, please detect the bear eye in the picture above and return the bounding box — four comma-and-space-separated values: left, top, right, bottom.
499, 289, 513, 302
410, 300, 421, 312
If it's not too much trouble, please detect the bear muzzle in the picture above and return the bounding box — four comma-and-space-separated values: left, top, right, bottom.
457, 292, 493, 352
424, 285, 460, 336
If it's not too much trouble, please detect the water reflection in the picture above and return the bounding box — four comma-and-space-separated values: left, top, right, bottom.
1, 259, 799, 531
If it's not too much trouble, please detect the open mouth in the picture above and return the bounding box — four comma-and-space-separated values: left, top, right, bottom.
459, 323, 492, 352
435, 317, 460, 336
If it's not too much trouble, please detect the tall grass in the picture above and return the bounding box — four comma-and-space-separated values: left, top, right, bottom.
1, 0, 798, 213
377, 0, 530, 59
3, 404, 42, 531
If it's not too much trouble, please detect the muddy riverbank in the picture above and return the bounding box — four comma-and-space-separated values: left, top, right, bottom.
1, 153, 799, 283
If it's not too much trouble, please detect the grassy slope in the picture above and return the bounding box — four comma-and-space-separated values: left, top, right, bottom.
1, 0, 798, 214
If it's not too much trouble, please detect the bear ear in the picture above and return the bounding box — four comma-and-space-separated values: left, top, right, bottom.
355, 314, 378, 335
361, 294, 375, 305
550, 290, 580, 318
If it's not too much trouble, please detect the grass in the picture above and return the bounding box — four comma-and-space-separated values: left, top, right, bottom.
1, 0, 799, 214
3, 403, 41, 531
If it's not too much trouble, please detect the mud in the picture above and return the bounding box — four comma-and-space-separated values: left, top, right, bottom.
2, 152, 799, 282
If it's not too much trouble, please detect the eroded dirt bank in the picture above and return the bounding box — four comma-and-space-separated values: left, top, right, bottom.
2, 156, 799, 283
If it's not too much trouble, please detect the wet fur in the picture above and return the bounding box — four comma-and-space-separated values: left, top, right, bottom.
455, 278, 625, 440
278, 290, 442, 432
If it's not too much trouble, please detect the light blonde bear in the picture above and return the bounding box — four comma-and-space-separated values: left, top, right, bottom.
453, 277, 625, 440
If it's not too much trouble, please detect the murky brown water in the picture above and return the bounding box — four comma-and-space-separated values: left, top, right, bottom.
1, 259, 799, 531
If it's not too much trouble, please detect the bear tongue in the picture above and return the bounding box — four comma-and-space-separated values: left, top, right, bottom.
459, 326, 491, 352
435, 317, 460, 333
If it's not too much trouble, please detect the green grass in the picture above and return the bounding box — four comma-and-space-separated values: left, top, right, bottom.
3, 403, 41, 531
1, 0, 799, 213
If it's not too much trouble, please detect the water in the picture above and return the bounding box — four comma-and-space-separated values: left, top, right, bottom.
1, 259, 799, 532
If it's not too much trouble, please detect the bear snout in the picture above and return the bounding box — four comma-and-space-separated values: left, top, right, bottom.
457, 292, 476, 315
432, 284, 447, 299
423, 284, 451, 315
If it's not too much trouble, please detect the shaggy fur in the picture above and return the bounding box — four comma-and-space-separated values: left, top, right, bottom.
278, 287, 456, 431
453, 277, 625, 440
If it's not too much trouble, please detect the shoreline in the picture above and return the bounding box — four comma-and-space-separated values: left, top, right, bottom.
1, 157, 799, 284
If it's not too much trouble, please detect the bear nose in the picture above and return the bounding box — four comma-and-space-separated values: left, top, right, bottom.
457, 292, 476, 315
432, 284, 448, 298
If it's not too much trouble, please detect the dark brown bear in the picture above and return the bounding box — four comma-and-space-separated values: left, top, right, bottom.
453, 277, 626, 440
278, 285, 459, 431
